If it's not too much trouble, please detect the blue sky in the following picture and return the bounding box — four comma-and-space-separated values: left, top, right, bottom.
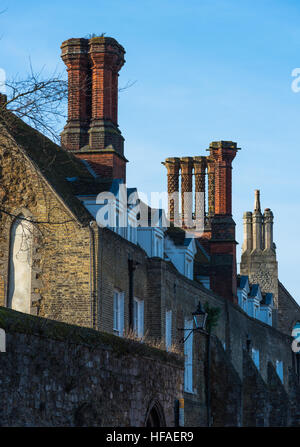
1, 0, 300, 302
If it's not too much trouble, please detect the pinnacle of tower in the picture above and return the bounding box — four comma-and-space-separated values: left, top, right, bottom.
254, 189, 261, 213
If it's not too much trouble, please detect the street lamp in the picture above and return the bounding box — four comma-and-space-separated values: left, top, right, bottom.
178, 301, 210, 426
179, 301, 208, 343
192, 301, 208, 333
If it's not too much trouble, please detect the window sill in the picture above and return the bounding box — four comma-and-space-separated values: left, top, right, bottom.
184, 389, 195, 395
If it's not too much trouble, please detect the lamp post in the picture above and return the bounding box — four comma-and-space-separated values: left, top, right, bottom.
179, 302, 210, 426
193, 301, 208, 334
179, 301, 208, 343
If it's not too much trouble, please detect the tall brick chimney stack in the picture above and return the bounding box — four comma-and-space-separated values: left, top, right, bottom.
163, 157, 180, 224
180, 157, 193, 228
208, 141, 240, 303
61, 39, 90, 151
61, 36, 127, 181
209, 141, 238, 215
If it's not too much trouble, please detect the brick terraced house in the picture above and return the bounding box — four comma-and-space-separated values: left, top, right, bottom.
0, 35, 299, 426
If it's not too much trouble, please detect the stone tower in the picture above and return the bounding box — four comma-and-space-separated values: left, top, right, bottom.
240, 190, 278, 319
61, 36, 127, 180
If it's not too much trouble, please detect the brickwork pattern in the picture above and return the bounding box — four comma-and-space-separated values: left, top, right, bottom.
165, 158, 180, 223
180, 157, 193, 228
75, 151, 126, 180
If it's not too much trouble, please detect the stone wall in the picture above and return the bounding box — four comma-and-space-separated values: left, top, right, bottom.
240, 250, 279, 314
210, 336, 242, 426
0, 307, 183, 427
145, 257, 300, 426
0, 132, 93, 328
277, 281, 300, 335
242, 350, 270, 426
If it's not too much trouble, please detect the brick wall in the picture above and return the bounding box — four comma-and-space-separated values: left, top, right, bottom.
75, 151, 126, 181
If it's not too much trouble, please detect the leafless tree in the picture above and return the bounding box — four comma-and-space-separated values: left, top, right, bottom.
0, 63, 68, 143
1, 63, 136, 144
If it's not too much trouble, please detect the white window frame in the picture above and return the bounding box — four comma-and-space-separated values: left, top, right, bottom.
154, 234, 163, 258
133, 297, 144, 338
184, 318, 193, 393
251, 347, 260, 370
165, 310, 172, 351
113, 290, 124, 337
276, 360, 284, 383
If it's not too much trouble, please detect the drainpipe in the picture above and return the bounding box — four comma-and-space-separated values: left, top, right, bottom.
128, 258, 135, 331
128, 257, 139, 331
89, 221, 96, 329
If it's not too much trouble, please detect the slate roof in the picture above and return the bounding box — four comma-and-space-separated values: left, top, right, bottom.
165, 225, 190, 246
249, 284, 261, 298
237, 275, 249, 290
261, 293, 273, 306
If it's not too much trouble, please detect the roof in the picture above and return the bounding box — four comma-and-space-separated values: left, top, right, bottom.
0, 110, 107, 225
261, 293, 273, 307
165, 225, 190, 246
249, 284, 262, 300
194, 239, 211, 276
237, 275, 249, 290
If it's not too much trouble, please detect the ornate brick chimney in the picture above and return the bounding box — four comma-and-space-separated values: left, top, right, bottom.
61, 36, 127, 180
163, 157, 180, 224
180, 157, 193, 228
61, 38, 90, 151
162, 141, 239, 303
208, 141, 239, 304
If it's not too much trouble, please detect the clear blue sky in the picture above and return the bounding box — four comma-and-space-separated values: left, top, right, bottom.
1, 0, 300, 302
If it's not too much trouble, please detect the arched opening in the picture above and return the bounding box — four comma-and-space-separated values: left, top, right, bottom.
7, 216, 33, 313
145, 400, 166, 427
